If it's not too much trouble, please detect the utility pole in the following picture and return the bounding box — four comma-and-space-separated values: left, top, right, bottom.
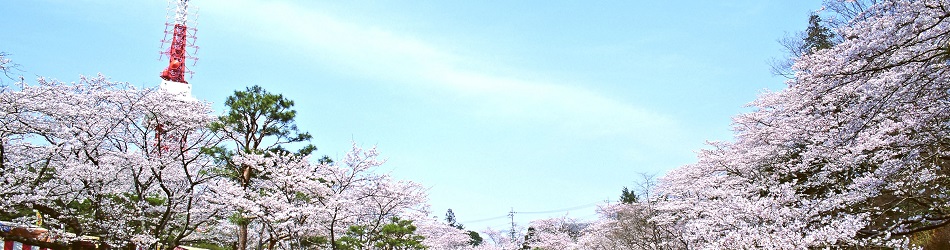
508, 207, 516, 244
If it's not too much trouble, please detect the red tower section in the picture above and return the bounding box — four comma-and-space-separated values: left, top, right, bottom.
159, 0, 197, 85
160, 23, 189, 83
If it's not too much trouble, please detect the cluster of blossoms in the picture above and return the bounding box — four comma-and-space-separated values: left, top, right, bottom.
652, 0, 950, 248
0, 75, 473, 249
5, 0, 947, 249
482, 0, 950, 249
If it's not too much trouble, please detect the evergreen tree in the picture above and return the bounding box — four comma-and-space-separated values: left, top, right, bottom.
467, 231, 483, 246
209, 85, 317, 250
376, 217, 427, 250
445, 209, 463, 230
620, 187, 638, 204
338, 217, 427, 250
521, 227, 538, 250
771, 13, 839, 77
801, 14, 835, 54
443, 209, 484, 246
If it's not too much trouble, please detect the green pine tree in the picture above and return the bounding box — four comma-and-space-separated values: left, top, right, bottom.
208, 85, 318, 250
620, 186, 638, 204
801, 14, 836, 54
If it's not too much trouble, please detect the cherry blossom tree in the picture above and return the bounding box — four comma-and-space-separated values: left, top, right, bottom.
313, 143, 430, 250
654, 0, 950, 248
478, 227, 521, 250
405, 211, 472, 250
520, 216, 585, 250
207, 85, 460, 250
0, 52, 17, 82
193, 142, 438, 250
205, 152, 330, 250
581, 175, 685, 250
0, 55, 477, 250
0, 75, 224, 248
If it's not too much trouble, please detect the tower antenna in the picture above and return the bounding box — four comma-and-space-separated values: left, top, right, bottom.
154, 0, 199, 156
159, 0, 198, 97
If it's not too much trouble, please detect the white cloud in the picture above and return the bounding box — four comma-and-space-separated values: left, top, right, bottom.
202, 0, 682, 142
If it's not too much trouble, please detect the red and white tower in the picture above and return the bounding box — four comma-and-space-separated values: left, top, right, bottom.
155, 0, 198, 155
159, 0, 198, 97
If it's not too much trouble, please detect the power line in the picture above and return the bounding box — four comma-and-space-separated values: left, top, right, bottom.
516, 201, 601, 214
577, 213, 601, 221
461, 214, 509, 224
460, 201, 603, 224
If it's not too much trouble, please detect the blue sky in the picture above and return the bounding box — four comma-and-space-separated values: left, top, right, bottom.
2, 0, 822, 231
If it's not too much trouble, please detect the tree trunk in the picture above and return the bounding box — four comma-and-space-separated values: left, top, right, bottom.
238, 222, 249, 250
267, 239, 276, 250
329, 218, 337, 250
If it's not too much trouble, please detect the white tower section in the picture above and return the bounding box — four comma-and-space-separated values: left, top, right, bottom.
160, 79, 193, 97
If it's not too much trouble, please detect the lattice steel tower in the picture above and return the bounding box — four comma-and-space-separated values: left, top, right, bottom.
154, 0, 198, 155
159, 0, 198, 97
